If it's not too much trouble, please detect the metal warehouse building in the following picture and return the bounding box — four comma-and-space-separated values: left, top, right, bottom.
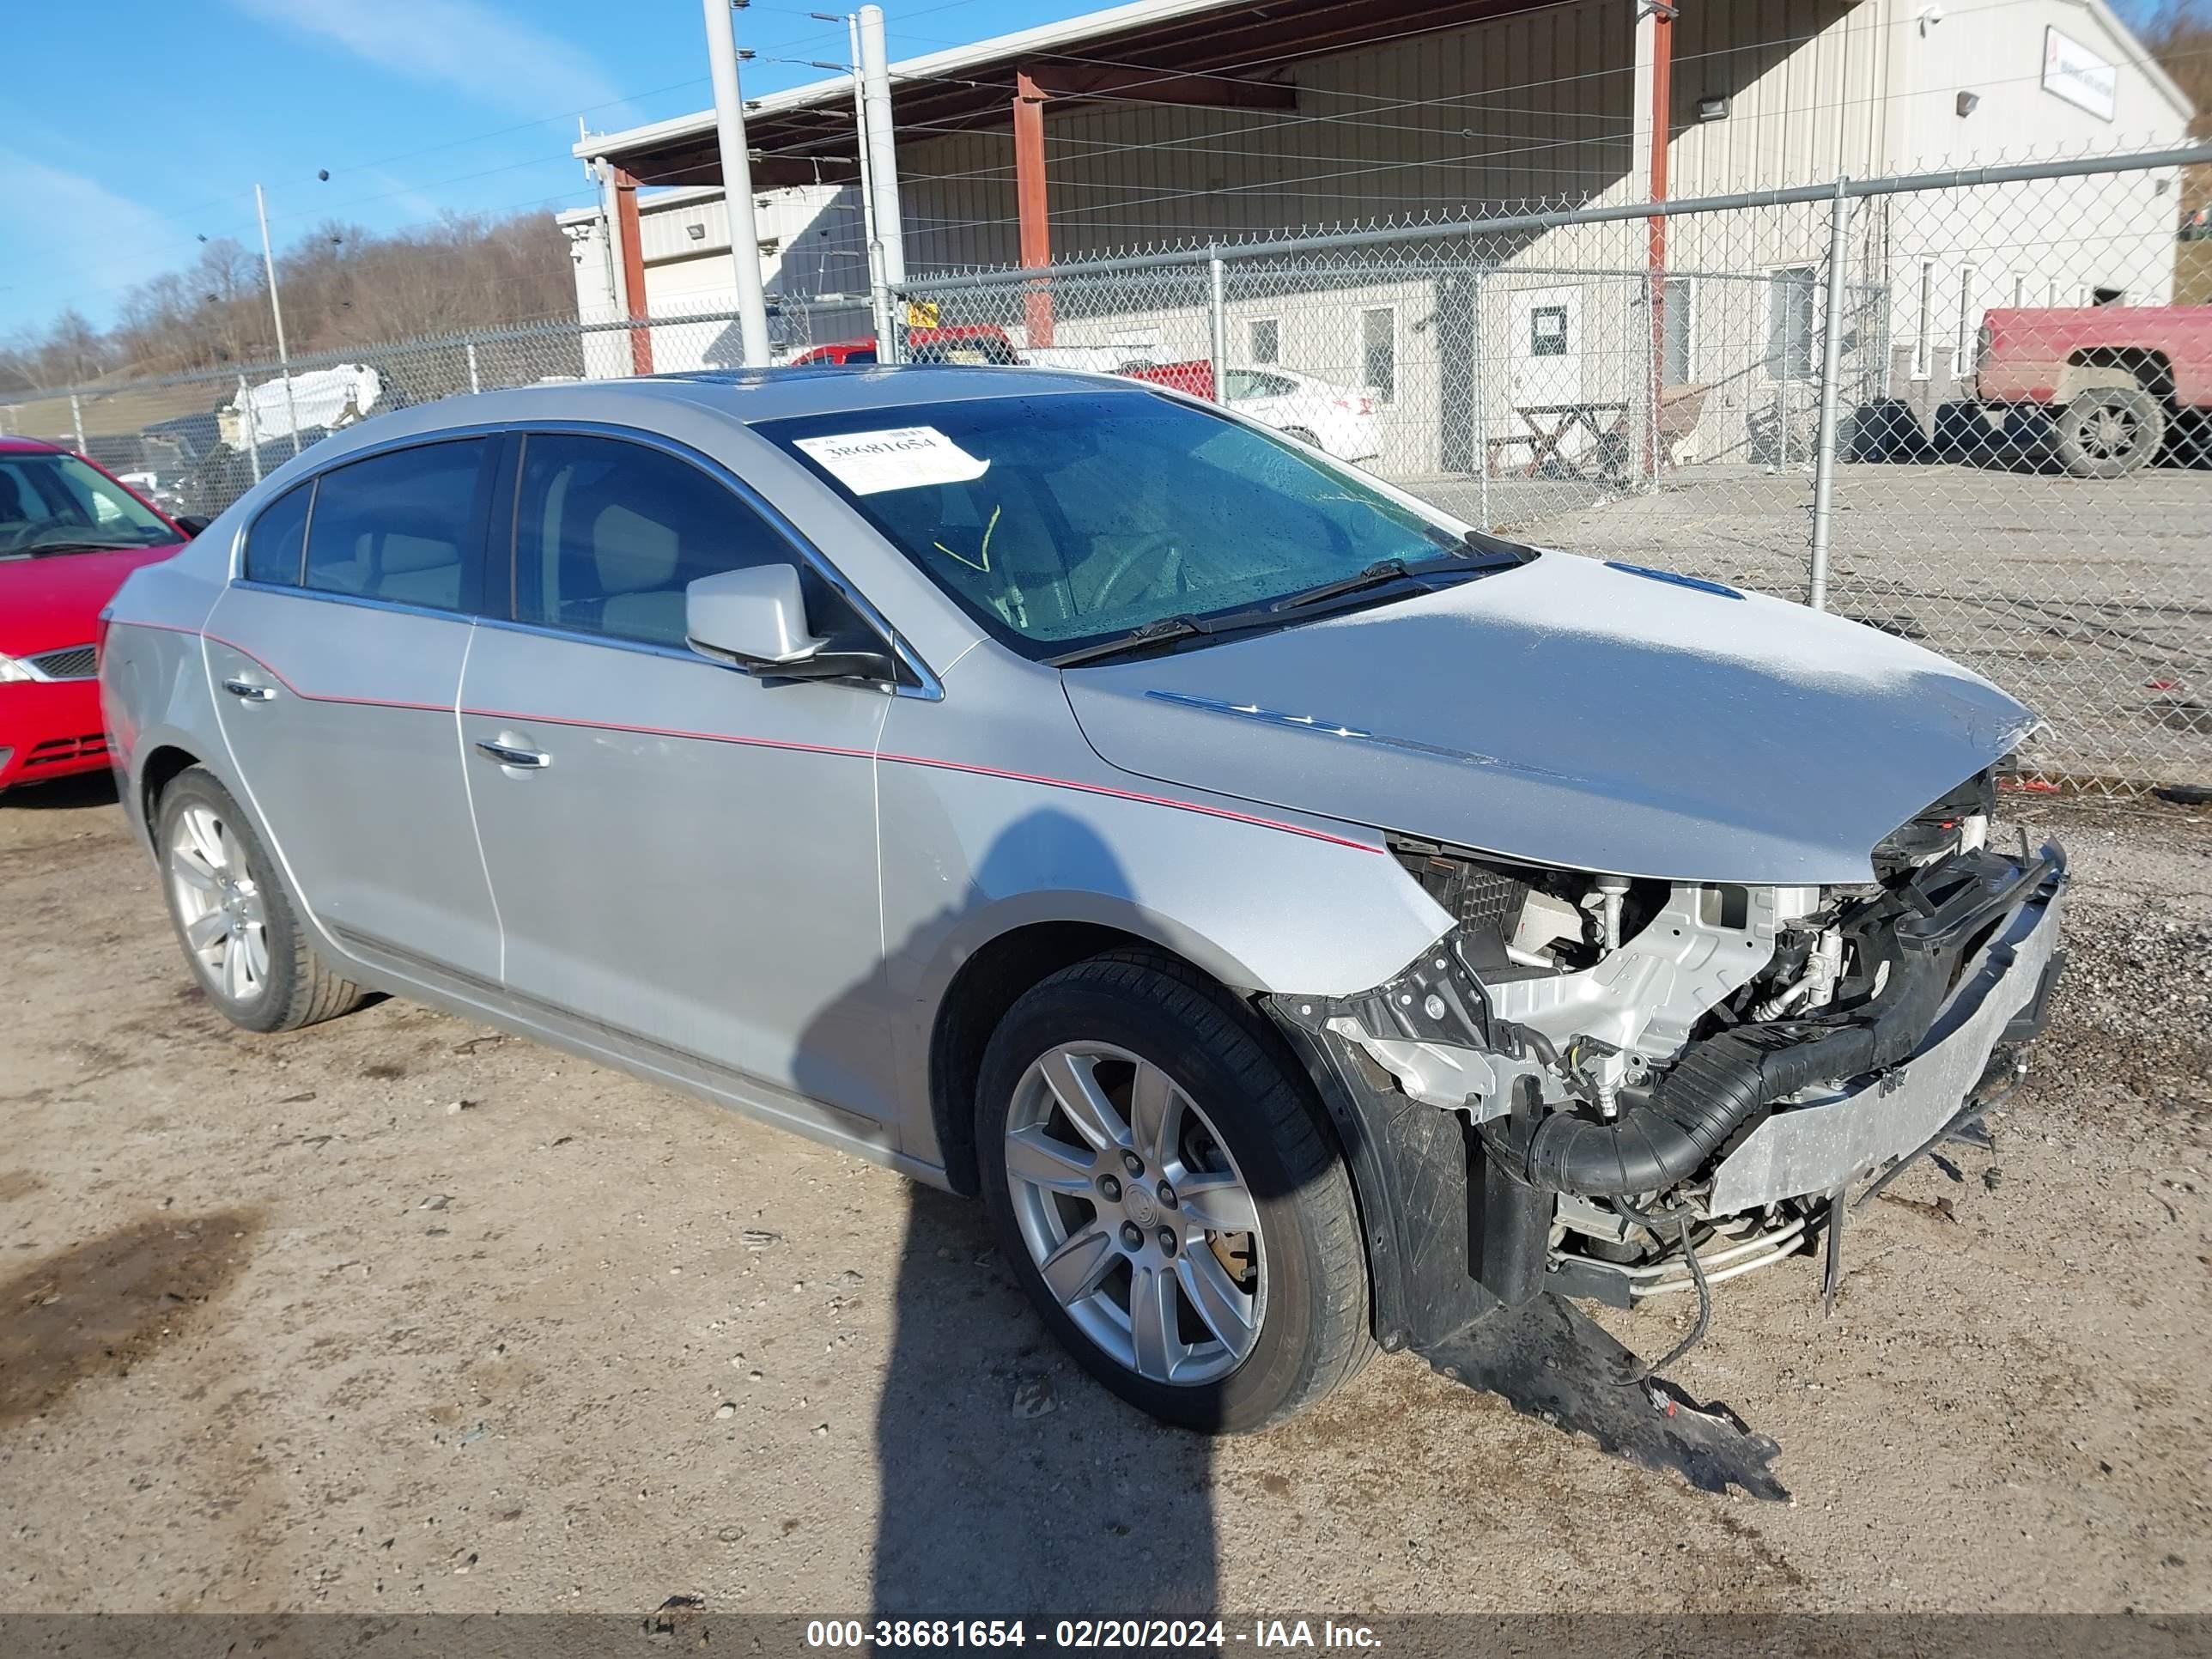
560, 0, 2192, 478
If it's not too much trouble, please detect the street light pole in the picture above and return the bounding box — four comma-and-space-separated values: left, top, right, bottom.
702, 0, 774, 366
252, 183, 303, 457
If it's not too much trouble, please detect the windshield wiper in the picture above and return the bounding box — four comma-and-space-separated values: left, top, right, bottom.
1048, 542, 1534, 669
1270, 546, 1525, 614
1046, 615, 1212, 668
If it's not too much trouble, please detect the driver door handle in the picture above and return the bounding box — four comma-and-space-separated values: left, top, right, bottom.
474, 738, 550, 769
222, 678, 277, 702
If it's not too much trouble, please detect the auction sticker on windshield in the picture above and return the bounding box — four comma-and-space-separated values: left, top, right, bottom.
793, 426, 990, 495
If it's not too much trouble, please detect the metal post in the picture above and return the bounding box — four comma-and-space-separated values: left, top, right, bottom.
844, 12, 892, 357
465, 339, 482, 394
1643, 270, 1660, 495
70, 394, 87, 457
1471, 267, 1491, 532
239, 376, 262, 486
1808, 176, 1852, 613
858, 5, 906, 293
1206, 248, 1227, 404
254, 183, 302, 457
702, 0, 773, 366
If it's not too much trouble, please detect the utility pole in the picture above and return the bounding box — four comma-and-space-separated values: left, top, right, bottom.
856, 3, 906, 355
843, 14, 890, 353
253, 183, 303, 457
702, 0, 774, 366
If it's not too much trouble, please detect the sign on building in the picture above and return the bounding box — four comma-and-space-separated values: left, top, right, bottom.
2042, 27, 2117, 122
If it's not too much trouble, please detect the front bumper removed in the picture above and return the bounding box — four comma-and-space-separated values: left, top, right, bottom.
1708, 842, 2066, 1214
1265, 837, 2069, 1499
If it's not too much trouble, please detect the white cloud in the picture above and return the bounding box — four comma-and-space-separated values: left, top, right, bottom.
0, 151, 191, 327
228, 0, 623, 118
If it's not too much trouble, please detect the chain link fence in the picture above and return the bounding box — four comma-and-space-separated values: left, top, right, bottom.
896, 144, 2212, 797
3, 145, 2206, 794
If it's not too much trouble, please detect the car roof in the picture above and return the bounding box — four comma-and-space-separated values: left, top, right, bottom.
273, 363, 1147, 470
0, 435, 64, 454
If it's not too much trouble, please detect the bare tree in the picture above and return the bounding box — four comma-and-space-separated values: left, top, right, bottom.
3, 209, 577, 391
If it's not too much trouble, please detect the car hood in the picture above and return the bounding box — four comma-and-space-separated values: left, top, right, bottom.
1060, 552, 2037, 885
0, 543, 183, 658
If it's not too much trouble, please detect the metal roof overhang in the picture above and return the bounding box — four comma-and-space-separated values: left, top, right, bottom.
574, 0, 1574, 190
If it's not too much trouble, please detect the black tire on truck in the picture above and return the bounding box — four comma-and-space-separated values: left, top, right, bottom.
2054, 384, 2166, 478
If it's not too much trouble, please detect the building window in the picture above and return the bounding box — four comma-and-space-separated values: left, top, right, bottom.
1955, 264, 1978, 369
1913, 260, 1937, 380
1359, 307, 1397, 404
1248, 318, 1280, 364
1767, 265, 1817, 381
1662, 276, 1696, 386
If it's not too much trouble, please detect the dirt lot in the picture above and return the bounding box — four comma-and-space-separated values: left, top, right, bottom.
1, 777, 2208, 1619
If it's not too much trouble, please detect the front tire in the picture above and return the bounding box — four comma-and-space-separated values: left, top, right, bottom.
976, 952, 1370, 1432
2055, 385, 2166, 477
155, 767, 364, 1033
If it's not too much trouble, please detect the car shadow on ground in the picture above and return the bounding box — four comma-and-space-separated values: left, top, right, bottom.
793, 806, 1227, 1620
3, 772, 120, 811
872, 1184, 1221, 1620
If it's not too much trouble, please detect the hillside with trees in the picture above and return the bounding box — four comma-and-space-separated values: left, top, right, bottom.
0, 209, 575, 394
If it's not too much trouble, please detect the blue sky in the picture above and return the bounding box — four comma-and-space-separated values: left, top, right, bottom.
1, 0, 2178, 337
0, 0, 1073, 335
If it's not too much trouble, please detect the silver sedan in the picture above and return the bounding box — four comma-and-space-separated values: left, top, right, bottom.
100, 366, 2064, 1433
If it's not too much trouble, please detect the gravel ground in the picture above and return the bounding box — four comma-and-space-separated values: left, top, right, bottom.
0, 777, 2207, 1620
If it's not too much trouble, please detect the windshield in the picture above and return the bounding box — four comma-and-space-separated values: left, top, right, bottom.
759, 389, 1504, 660
0, 452, 174, 557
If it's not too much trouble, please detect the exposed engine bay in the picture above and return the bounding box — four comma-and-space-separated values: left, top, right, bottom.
1273, 768, 2069, 1352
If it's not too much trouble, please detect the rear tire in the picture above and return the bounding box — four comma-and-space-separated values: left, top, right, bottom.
155, 767, 364, 1033
1281, 426, 1321, 450
975, 951, 1371, 1433
2055, 385, 2166, 478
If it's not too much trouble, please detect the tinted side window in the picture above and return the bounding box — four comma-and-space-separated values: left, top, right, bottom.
242, 481, 311, 585
513, 434, 786, 648
304, 439, 493, 612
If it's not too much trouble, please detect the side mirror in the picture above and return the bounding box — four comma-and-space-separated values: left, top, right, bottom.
173, 514, 211, 539
685, 563, 892, 683
687, 564, 828, 668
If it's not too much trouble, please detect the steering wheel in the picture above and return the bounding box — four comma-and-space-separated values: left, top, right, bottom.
1088, 532, 1185, 614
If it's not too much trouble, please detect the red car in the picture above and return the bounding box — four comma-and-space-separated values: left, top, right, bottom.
789, 325, 1020, 367
0, 438, 192, 794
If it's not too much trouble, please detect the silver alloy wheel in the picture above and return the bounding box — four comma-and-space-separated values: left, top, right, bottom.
2084, 396, 2142, 461
167, 802, 270, 1006
1004, 1042, 1266, 1386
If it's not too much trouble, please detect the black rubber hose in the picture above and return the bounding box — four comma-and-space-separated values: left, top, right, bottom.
1488, 937, 1954, 1199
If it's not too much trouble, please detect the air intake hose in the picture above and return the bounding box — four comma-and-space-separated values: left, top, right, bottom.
1486, 935, 1952, 1198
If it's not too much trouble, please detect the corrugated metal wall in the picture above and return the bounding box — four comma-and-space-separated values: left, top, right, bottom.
901, 0, 1638, 270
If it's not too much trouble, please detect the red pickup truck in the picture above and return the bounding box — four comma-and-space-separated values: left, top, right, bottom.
1974, 305, 2212, 477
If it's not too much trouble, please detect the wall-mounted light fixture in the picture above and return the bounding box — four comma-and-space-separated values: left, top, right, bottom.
1696, 95, 1730, 122
687, 222, 708, 240
1955, 89, 1980, 118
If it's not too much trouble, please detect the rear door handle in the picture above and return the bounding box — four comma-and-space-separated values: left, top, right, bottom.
222, 678, 277, 702
474, 738, 550, 769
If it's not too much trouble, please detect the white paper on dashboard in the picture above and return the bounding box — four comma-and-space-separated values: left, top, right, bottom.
793, 427, 991, 495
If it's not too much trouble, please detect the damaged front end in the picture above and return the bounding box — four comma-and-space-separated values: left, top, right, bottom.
1265, 773, 2067, 1492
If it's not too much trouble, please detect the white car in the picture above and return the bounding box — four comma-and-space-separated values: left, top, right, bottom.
1223, 367, 1381, 463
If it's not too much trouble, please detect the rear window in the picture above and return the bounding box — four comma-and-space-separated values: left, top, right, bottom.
242, 482, 311, 585
303, 440, 493, 613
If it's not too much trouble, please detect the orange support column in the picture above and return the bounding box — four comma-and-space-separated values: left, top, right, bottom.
1014, 72, 1054, 348
1645, 3, 1674, 469
613, 167, 654, 375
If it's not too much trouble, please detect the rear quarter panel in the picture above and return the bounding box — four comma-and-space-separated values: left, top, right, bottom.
98, 522, 235, 846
